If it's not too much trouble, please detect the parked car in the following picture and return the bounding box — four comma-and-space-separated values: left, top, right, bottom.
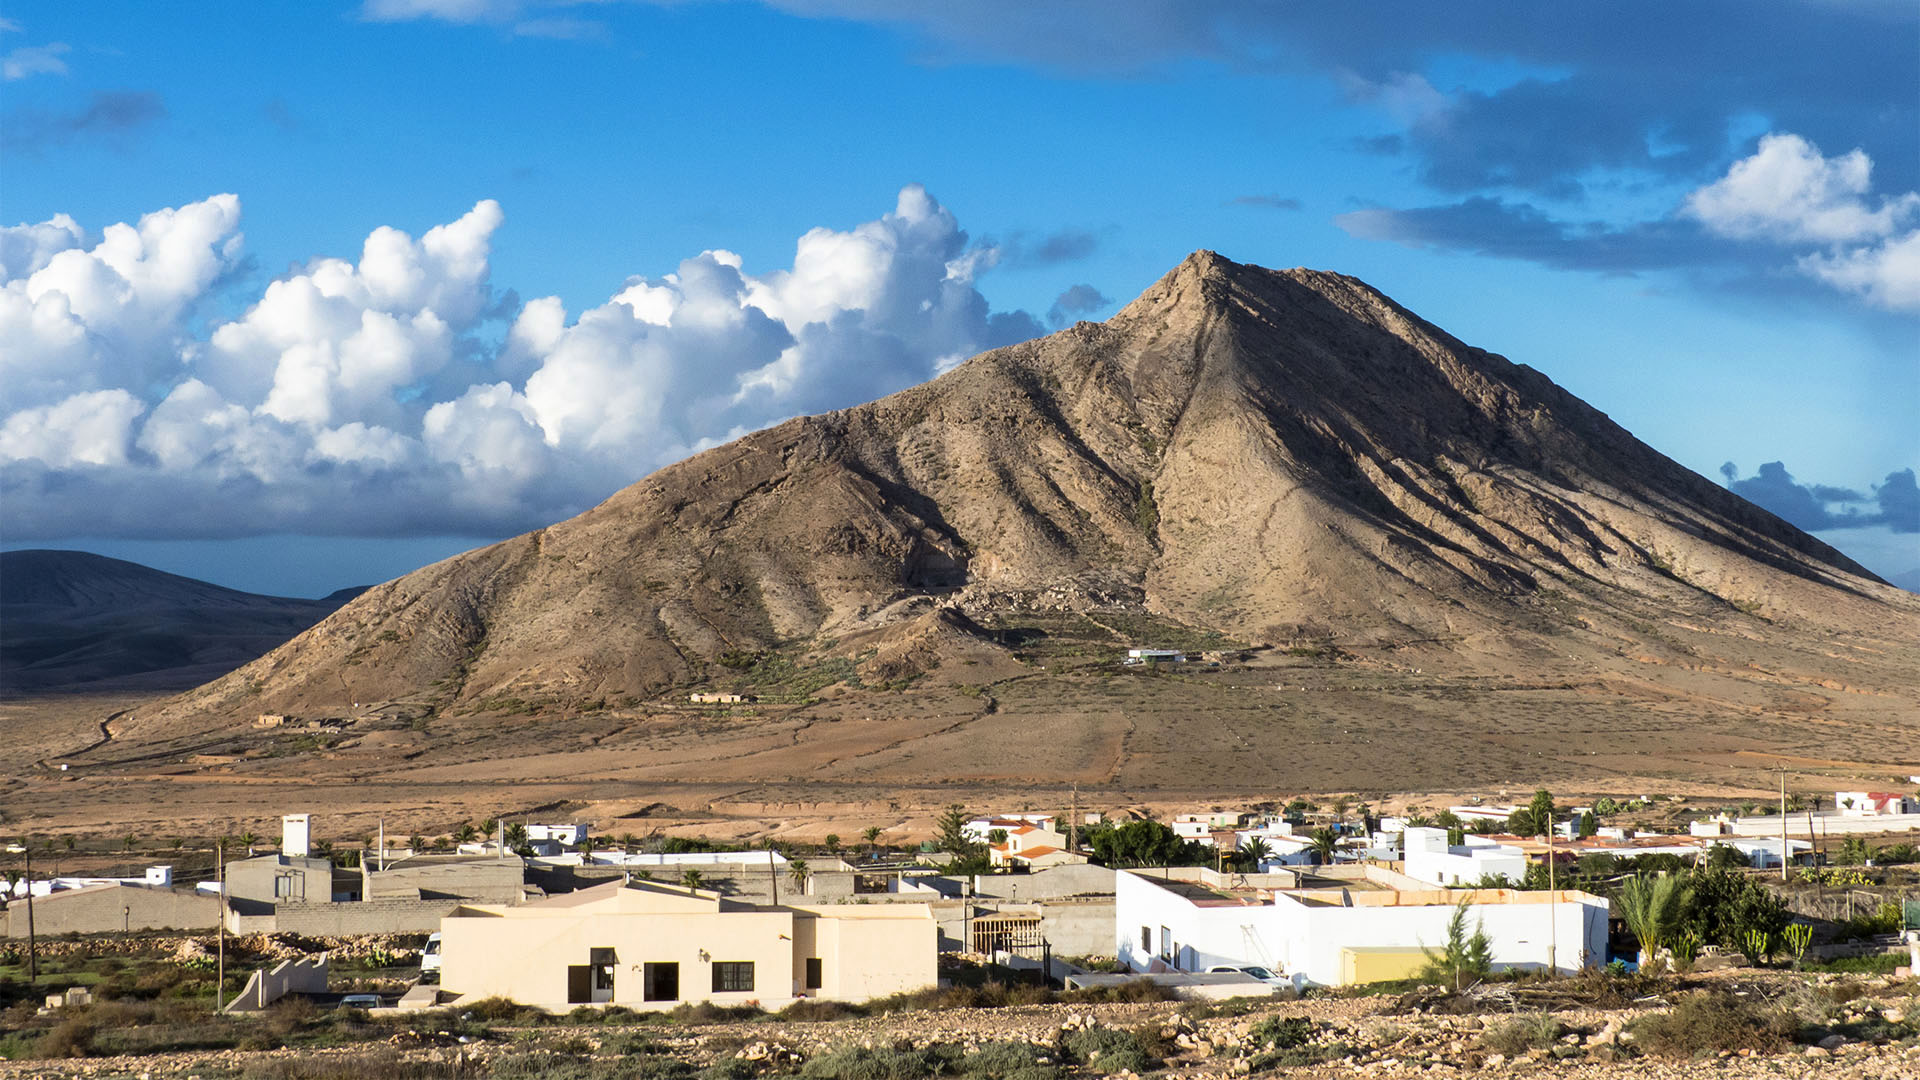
1204, 964, 1288, 988
339, 993, 382, 1009
421, 931, 442, 978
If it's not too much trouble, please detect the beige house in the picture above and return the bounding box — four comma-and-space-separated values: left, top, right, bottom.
439, 879, 935, 1010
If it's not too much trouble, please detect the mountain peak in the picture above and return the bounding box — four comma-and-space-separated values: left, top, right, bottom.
133, 254, 1915, 735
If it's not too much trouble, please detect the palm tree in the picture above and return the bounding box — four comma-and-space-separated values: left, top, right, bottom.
680, 868, 706, 890
578, 837, 599, 863
823, 834, 841, 857
1616, 873, 1690, 966
239, 831, 258, 856
789, 858, 811, 893
455, 822, 477, 844
1238, 837, 1273, 869
1308, 827, 1339, 865
863, 826, 883, 856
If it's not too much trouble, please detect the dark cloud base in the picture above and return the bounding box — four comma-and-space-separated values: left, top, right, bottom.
1722, 461, 1918, 535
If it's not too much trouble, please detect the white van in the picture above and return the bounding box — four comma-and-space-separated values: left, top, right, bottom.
421, 932, 443, 977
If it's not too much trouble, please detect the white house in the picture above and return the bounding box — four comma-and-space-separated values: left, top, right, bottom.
988, 824, 1087, 870
526, 824, 591, 847
1114, 865, 1607, 988
1232, 826, 1316, 867
1836, 792, 1916, 817
1401, 828, 1527, 887
962, 814, 1056, 844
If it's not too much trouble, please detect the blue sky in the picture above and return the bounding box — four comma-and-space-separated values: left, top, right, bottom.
2, 1, 1915, 595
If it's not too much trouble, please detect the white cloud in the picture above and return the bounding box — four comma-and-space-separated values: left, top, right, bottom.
0, 389, 146, 467
3, 41, 69, 80
1686, 133, 1920, 312
0, 186, 1046, 539
1686, 133, 1919, 244
2, 195, 243, 409
1799, 230, 1920, 312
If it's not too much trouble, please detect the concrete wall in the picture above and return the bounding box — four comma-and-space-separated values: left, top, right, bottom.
364, 859, 525, 902
5, 884, 217, 937
226, 856, 337, 906
971, 864, 1115, 900
255, 898, 458, 936
225, 955, 329, 1012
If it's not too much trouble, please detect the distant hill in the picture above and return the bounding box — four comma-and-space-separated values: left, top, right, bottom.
0, 550, 365, 695
1890, 567, 1920, 594
140, 251, 1919, 739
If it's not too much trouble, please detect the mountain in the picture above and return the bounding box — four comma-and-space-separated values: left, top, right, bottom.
135, 252, 1919, 737
1889, 568, 1920, 594
0, 550, 365, 695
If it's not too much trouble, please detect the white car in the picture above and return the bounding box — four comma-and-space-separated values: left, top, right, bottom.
1205, 964, 1288, 988
421, 932, 443, 976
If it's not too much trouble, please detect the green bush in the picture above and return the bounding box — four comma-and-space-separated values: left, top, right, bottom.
245, 1051, 484, 1079
778, 998, 861, 1022
463, 997, 549, 1023
1247, 1016, 1313, 1050
800, 1043, 942, 1080
960, 1041, 1055, 1080
1061, 1027, 1153, 1073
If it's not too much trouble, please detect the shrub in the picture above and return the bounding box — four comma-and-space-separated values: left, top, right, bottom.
700, 1059, 759, 1080
1248, 1016, 1313, 1050
800, 1043, 941, 1080
463, 997, 548, 1023
34, 1018, 95, 1059
1630, 992, 1792, 1057
1478, 1013, 1563, 1056
667, 1001, 765, 1025
778, 998, 860, 1022
1061, 1027, 1153, 1073
960, 1041, 1056, 1080
243, 1051, 483, 1079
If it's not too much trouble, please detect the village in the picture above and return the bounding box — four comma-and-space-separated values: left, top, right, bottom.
6, 786, 1918, 1030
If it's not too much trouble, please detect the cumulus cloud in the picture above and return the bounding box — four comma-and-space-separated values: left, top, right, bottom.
0, 186, 1048, 540
1687, 134, 1920, 311
3, 41, 69, 80
1686, 133, 1918, 245
1722, 461, 1919, 534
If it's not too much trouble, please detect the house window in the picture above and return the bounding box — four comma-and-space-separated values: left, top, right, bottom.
1140, 926, 1151, 953
805, 957, 823, 990
712, 961, 755, 993
1159, 926, 1172, 960
642, 962, 679, 1002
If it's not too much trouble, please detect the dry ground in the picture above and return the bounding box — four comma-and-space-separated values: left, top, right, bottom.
4, 612, 1914, 848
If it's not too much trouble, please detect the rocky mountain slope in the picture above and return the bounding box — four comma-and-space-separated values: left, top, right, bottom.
0, 550, 364, 695
133, 252, 1918, 734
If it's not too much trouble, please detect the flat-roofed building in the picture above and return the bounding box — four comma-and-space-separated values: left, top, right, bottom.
1115, 864, 1606, 988
439, 879, 935, 1010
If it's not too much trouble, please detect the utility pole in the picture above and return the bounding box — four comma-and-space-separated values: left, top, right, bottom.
1779, 768, 1789, 882
1068, 783, 1079, 855
767, 846, 780, 906
1545, 821, 1556, 976
216, 839, 226, 1012
23, 842, 37, 984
